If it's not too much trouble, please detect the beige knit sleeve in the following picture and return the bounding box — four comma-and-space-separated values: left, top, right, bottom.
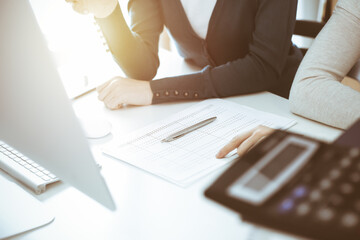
289, 0, 360, 129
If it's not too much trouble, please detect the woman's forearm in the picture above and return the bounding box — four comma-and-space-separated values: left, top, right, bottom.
96, 1, 163, 80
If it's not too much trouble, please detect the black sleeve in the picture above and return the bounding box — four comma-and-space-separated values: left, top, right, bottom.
151, 0, 297, 104
95, 0, 164, 80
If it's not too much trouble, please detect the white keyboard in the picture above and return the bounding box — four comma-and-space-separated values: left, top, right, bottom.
0, 141, 58, 194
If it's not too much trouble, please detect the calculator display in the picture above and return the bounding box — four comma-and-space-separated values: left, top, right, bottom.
244, 144, 306, 191
227, 136, 319, 205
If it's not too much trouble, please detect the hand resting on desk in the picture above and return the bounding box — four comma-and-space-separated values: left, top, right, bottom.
97, 76, 153, 110
216, 125, 274, 159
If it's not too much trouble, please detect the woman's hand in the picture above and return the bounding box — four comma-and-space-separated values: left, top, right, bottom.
97, 77, 153, 110
216, 125, 275, 158
65, 0, 118, 18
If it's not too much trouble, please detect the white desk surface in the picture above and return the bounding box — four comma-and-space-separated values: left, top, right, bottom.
9, 49, 343, 240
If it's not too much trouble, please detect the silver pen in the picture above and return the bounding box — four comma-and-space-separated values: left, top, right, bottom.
161, 116, 217, 143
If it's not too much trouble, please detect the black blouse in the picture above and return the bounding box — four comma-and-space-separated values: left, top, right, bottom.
96, 0, 302, 103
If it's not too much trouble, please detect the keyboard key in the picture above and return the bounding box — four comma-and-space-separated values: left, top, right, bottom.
4, 146, 14, 151
36, 172, 45, 178
7, 153, 16, 159
30, 168, 39, 173
25, 159, 34, 164
37, 166, 45, 171
49, 174, 57, 179
30, 162, 40, 168
41, 176, 51, 181
18, 161, 27, 166
12, 157, 22, 163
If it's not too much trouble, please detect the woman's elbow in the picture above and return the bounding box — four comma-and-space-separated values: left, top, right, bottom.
114, 57, 159, 81
125, 67, 158, 81
289, 79, 308, 116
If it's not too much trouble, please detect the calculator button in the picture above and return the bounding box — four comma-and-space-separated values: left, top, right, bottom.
340, 183, 354, 195
329, 169, 341, 180
309, 190, 322, 202
340, 157, 351, 168
279, 199, 294, 212
319, 179, 332, 190
317, 207, 335, 221
354, 200, 360, 212
292, 186, 308, 198
327, 194, 344, 207
349, 172, 360, 183
296, 203, 311, 216
341, 213, 359, 228
349, 148, 360, 158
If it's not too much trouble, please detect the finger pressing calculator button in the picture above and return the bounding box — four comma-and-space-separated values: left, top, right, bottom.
317, 207, 335, 221
341, 213, 359, 228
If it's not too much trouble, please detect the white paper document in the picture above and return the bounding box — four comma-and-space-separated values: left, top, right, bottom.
103, 99, 296, 187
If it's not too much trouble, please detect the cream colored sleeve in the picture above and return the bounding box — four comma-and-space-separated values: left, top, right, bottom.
289, 0, 360, 129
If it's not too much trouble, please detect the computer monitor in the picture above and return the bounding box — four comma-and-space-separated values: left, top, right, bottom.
0, 0, 115, 210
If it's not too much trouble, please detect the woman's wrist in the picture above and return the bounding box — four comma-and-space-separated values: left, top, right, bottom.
143, 82, 154, 105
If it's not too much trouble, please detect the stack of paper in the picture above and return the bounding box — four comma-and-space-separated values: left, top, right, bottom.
103, 99, 296, 187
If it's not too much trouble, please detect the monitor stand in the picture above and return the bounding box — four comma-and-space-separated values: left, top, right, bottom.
0, 173, 54, 239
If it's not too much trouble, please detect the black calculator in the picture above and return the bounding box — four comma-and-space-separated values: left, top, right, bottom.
205, 130, 360, 240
